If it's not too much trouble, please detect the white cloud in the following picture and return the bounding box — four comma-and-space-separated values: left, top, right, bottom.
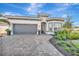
38, 3, 75, 16
46, 4, 69, 14
55, 4, 70, 12
2, 12, 22, 16
3, 12, 12, 15
25, 3, 45, 15
65, 3, 79, 6
62, 14, 68, 18
53, 3, 78, 12
56, 7, 67, 12
63, 3, 69, 6
73, 22, 79, 27
38, 10, 42, 13
7, 4, 25, 10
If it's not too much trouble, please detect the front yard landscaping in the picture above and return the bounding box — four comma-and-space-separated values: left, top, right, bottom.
49, 16, 79, 56
50, 30, 79, 56
71, 40, 79, 48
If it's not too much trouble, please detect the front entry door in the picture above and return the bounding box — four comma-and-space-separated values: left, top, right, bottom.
41, 22, 46, 34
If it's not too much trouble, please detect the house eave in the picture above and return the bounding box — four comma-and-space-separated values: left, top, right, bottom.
47, 18, 64, 21
3, 15, 41, 21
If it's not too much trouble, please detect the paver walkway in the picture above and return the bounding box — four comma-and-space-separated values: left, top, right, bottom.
0, 35, 63, 56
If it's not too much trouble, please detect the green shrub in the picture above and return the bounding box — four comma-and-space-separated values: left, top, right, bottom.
5, 29, 11, 32
57, 41, 66, 46
68, 32, 79, 40
55, 30, 79, 40
55, 30, 68, 40
55, 30, 79, 55
64, 47, 71, 52
5, 29, 11, 35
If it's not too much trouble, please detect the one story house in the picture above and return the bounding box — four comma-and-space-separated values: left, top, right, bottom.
1, 14, 64, 35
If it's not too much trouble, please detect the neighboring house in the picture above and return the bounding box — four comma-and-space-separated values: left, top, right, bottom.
0, 14, 64, 35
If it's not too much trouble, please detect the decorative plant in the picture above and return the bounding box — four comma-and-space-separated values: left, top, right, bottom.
5, 29, 11, 35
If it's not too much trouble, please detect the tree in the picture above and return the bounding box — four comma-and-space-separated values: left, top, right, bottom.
63, 16, 73, 30
0, 19, 10, 25
63, 16, 73, 39
0, 14, 10, 25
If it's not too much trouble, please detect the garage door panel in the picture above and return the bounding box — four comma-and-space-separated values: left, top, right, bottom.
13, 24, 37, 34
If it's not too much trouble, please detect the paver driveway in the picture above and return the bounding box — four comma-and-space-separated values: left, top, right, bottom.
0, 35, 63, 56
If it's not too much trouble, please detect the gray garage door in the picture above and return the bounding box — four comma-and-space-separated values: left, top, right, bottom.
13, 24, 37, 34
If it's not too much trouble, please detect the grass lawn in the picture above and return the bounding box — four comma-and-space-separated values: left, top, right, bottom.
71, 40, 79, 48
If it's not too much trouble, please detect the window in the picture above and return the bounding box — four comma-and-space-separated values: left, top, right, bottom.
54, 22, 62, 31
48, 22, 54, 31
48, 22, 62, 32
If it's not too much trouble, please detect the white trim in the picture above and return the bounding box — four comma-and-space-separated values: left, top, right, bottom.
46, 22, 48, 31
8, 19, 40, 24
12, 23, 39, 35
10, 23, 41, 35
10, 23, 13, 35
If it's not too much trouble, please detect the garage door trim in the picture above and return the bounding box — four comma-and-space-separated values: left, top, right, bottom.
13, 24, 38, 34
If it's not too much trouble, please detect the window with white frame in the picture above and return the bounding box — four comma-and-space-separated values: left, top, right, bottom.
54, 22, 62, 31
48, 22, 62, 32
48, 22, 54, 31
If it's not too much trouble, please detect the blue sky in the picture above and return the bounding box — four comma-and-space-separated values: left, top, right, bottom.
0, 3, 79, 26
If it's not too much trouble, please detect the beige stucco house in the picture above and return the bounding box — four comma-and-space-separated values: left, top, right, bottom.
0, 14, 64, 35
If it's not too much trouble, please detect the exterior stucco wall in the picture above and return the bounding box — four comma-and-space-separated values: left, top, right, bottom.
8, 19, 41, 35
8, 19, 40, 24
40, 17, 48, 22
5, 16, 64, 35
